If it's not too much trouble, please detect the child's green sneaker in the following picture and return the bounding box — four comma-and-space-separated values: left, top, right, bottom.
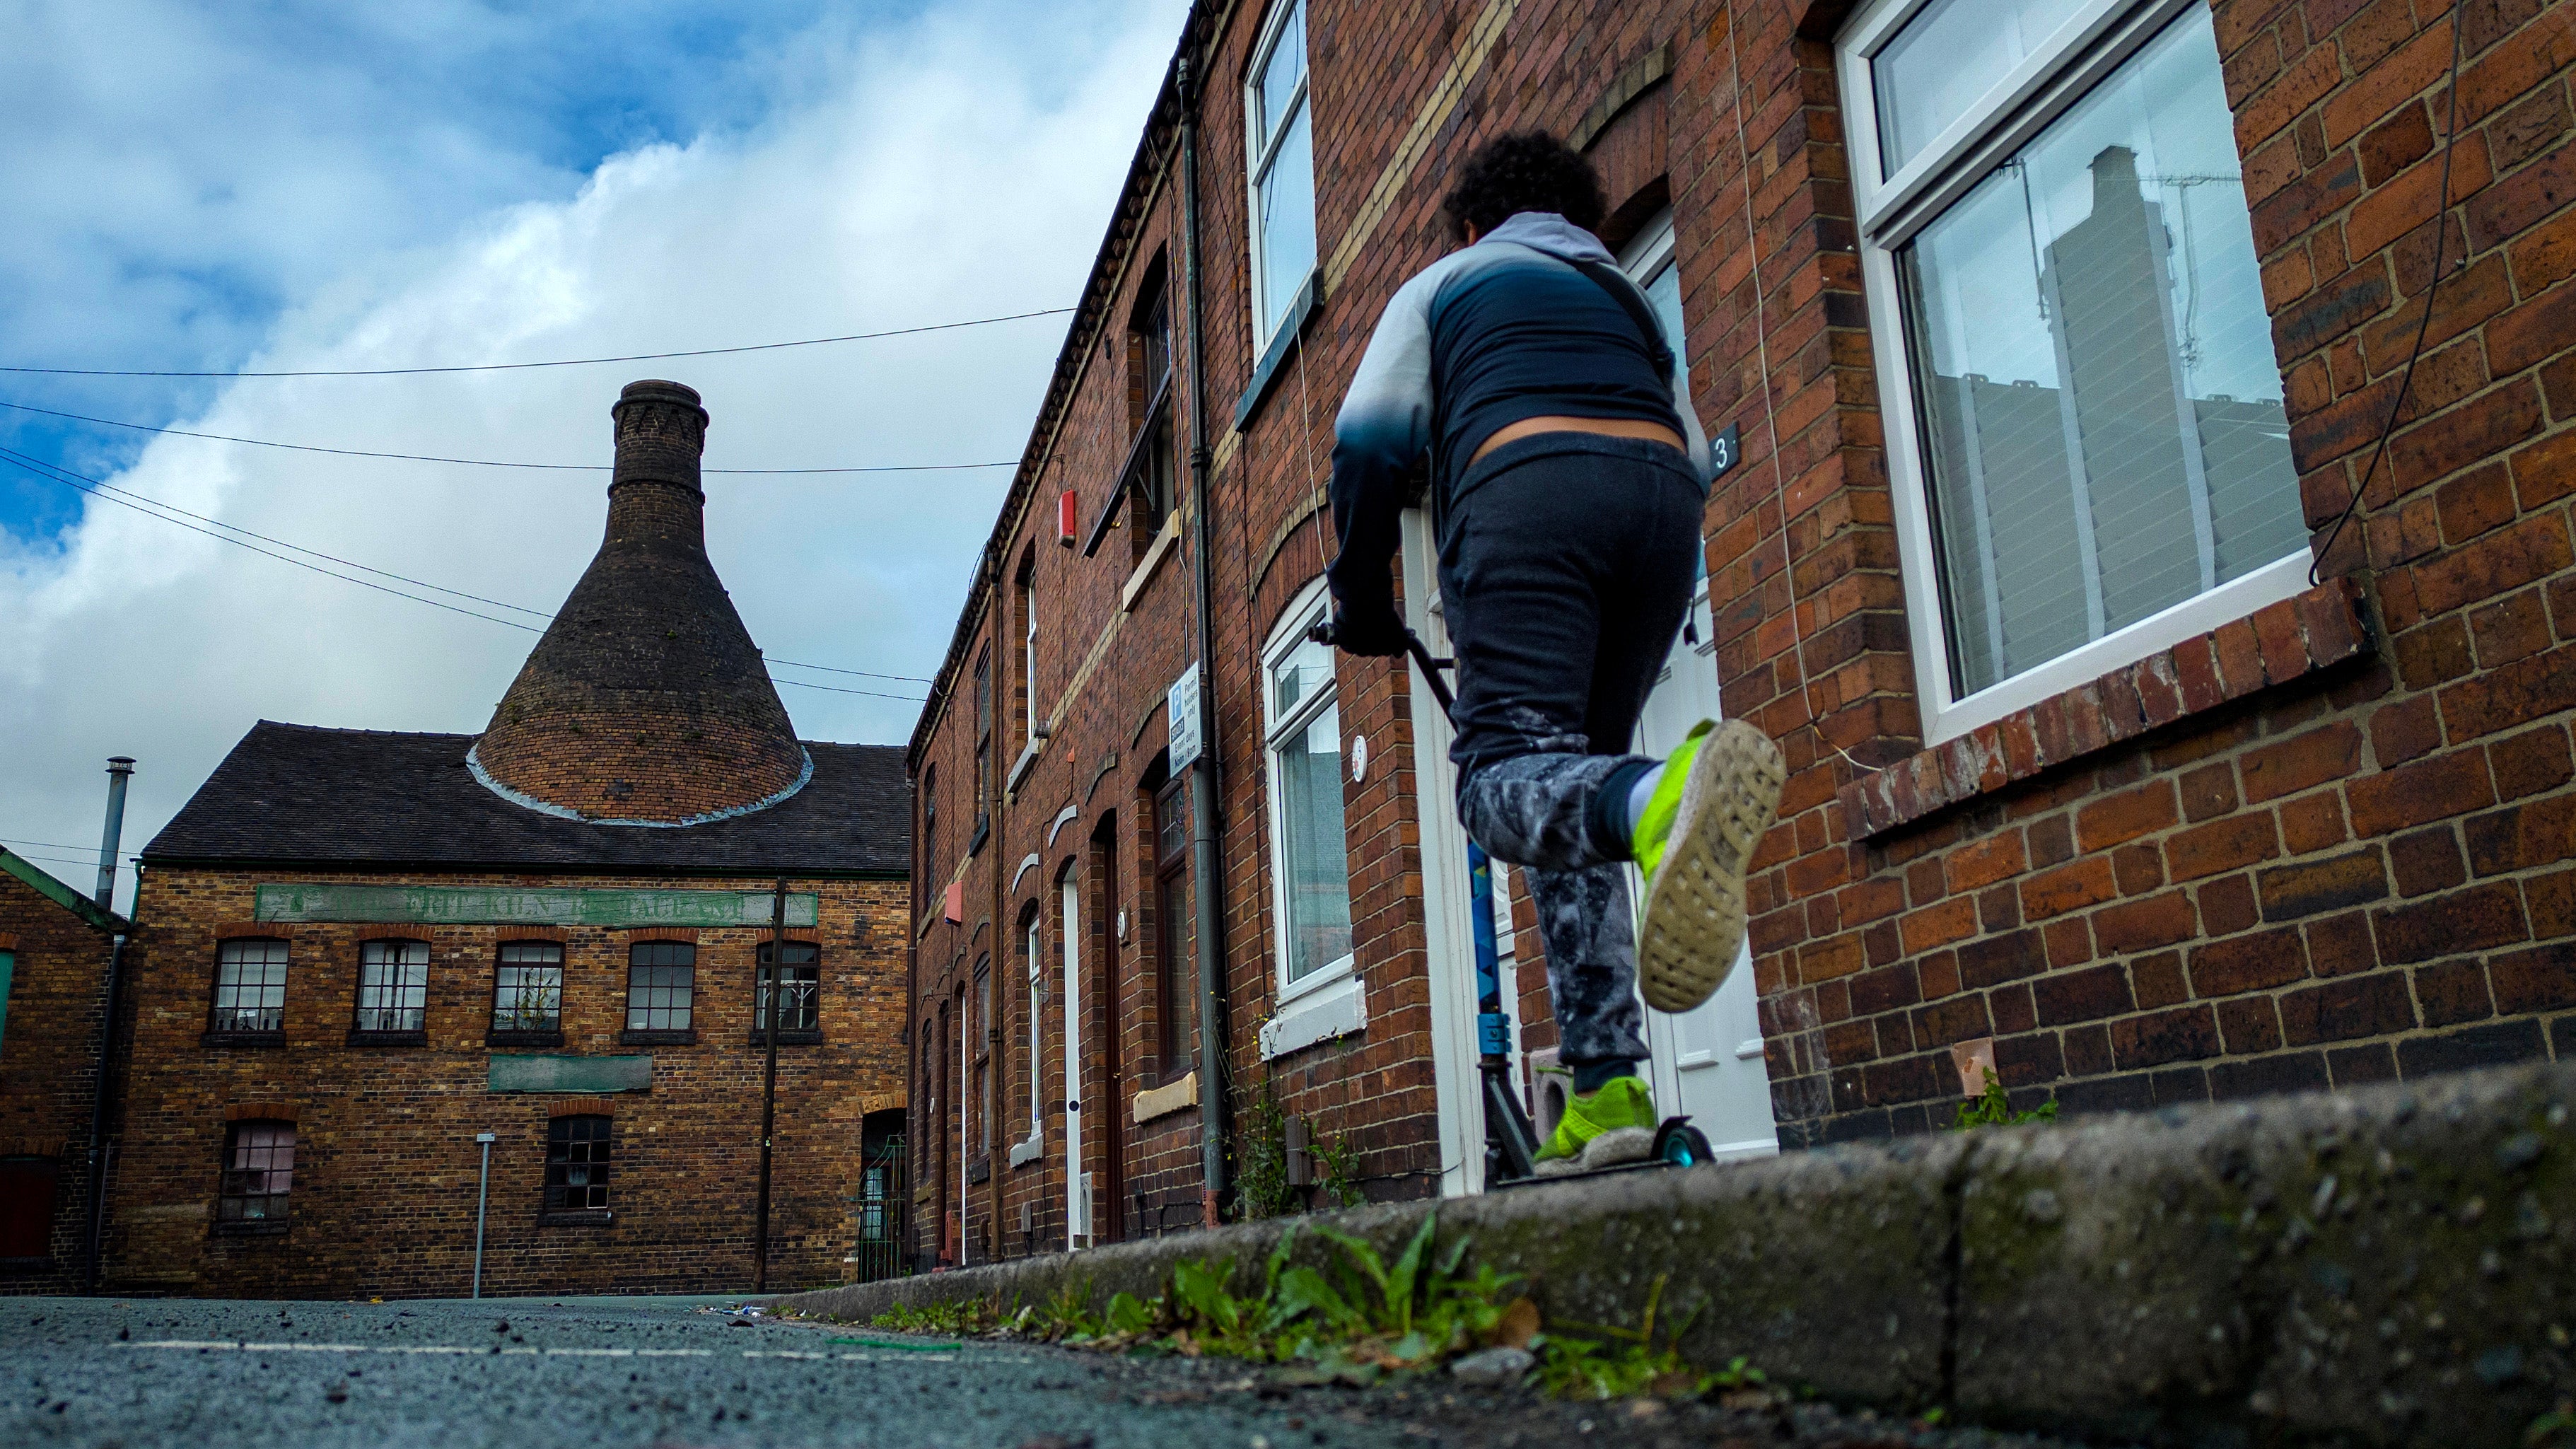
1533, 1075, 1658, 1177
1633, 718, 1785, 1015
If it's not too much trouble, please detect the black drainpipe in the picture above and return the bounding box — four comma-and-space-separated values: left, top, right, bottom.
1176, 51, 1229, 1223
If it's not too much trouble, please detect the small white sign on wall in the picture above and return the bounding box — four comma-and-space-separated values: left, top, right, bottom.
1167, 661, 1204, 772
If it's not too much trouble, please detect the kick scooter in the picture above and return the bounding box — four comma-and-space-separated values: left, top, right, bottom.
1313, 619, 1714, 1187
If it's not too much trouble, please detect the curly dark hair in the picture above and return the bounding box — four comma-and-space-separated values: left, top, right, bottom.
1441, 132, 1606, 240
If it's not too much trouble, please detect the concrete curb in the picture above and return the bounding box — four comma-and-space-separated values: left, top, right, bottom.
776, 1062, 2573, 1447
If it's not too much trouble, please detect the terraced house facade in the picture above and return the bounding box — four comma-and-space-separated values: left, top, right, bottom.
909, 0, 2576, 1265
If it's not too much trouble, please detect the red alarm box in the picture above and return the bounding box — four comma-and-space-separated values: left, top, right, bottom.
1056, 489, 1079, 547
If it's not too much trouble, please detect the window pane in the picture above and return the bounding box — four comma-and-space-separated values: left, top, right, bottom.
1276, 700, 1354, 984
1641, 260, 1686, 390
1896, 8, 2300, 699
494, 942, 564, 1032
1271, 617, 1334, 716
218, 1123, 294, 1221
214, 940, 289, 1034
1873, 0, 2074, 177
757, 942, 821, 1032
545, 1116, 611, 1211
357, 940, 429, 1032
1155, 782, 1189, 865
1257, 0, 1306, 148
626, 945, 695, 1030
1257, 103, 1317, 337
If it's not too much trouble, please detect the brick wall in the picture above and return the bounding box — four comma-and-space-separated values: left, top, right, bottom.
908, 0, 2576, 1257
108, 866, 906, 1298
0, 865, 121, 1294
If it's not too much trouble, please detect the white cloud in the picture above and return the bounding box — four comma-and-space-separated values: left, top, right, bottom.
0, 0, 1184, 907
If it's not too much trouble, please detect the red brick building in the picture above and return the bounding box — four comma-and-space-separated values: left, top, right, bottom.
911, 0, 2576, 1265
0, 847, 128, 1293
105, 382, 913, 1298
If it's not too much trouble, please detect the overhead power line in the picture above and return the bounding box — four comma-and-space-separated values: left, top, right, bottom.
0, 398, 1018, 476
0, 448, 932, 701
2, 834, 118, 855
0, 308, 1075, 379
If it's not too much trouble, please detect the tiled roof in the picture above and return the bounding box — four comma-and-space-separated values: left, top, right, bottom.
141, 721, 908, 875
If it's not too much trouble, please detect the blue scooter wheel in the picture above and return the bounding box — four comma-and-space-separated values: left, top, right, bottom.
1652, 1118, 1713, 1168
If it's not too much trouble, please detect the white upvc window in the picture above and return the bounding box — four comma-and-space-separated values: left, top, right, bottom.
1245, 0, 1317, 350
1263, 583, 1355, 1001
1839, 0, 2309, 745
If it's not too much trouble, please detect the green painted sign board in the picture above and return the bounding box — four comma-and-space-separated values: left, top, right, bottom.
254, 884, 818, 929
489, 1054, 653, 1094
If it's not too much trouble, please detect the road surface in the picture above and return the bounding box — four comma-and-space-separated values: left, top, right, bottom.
0, 1294, 2109, 1447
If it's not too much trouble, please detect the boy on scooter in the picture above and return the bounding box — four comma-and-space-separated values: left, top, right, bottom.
1322, 132, 1786, 1175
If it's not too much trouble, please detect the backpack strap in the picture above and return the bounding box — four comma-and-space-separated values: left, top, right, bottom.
1567, 257, 1674, 380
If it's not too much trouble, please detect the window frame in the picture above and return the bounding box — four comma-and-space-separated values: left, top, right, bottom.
754, 940, 823, 1044
1838, 0, 2310, 746
349, 937, 430, 1044
1261, 580, 1358, 1006
207, 938, 290, 1043
542, 1115, 613, 1223
214, 1119, 295, 1234
972, 956, 993, 1158
489, 940, 566, 1046
621, 941, 697, 1044
1242, 0, 1317, 353
1023, 907, 1045, 1144
1151, 774, 1194, 1081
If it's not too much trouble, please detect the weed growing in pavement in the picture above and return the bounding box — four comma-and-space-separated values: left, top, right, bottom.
1527, 1274, 1773, 1403
2529, 1402, 2576, 1447
1951, 1068, 2059, 1130
1311, 1131, 1363, 1209
1232, 1088, 1298, 1221
858, 1221, 1774, 1406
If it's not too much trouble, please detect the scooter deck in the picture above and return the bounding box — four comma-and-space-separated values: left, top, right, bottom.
1486, 1115, 1708, 1189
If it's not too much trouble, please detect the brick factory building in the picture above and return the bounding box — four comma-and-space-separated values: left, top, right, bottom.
103, 381, 911, 1298
907, 0, 2576, 1269
0, 847, 129, 1293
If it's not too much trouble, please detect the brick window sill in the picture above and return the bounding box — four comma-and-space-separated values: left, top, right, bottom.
1840, 578, 2372, 840
746, 1031, 823, 1048
538, 1210, 614, 1228
619, 1029, 697, 1047
487, 1029, 565, 1049
211, 1219, 290, 1238
201, 1030, 285, 1049
346, 1030, 427, 1049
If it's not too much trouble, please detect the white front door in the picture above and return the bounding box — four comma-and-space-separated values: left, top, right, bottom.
1401, 508, 1526, 1197
1628, 571, 1779, 1162
1060, 875, 1088, 1246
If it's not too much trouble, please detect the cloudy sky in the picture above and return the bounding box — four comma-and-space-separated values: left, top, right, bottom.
0, 0, 1186, 911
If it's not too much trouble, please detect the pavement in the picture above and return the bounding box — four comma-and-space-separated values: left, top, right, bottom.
0, 1294, 2114, 1448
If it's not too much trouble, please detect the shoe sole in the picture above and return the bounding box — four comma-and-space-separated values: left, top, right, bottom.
1637, 719, 1785, 1015
1532, 1126, 1655, 1178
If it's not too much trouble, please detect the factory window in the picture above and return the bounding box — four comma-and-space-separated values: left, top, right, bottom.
544, 1116, 612, 1217
1838, 0, 2305, 743
623, 941, 696, 1042
1018, 551, 1041, 752
491, 941, 565, 1043
209, 938, 289, 1040
754, 941, 822, 1042
215, 1122, 295, 1230
351, 938, 429, 1039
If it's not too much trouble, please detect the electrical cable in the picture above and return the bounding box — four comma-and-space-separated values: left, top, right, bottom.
1, 834, 122, 855
0, 447, 933, 699
0, 308, 1075, 379
0, 397, 1018, 475
2309, 5, 2466, 585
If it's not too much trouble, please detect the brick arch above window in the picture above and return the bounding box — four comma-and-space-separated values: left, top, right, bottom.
623, 927, 699, 945
545, 1098, 618, 1119
497, 925, 568, 943
226, 1101, 298, 1122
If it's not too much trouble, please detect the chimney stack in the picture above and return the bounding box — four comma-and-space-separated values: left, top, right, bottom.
469, 382, 806, 825
96, 757, 134, 912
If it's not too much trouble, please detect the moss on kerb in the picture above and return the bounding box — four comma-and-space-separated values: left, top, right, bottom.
774, 1064, 2574, 1448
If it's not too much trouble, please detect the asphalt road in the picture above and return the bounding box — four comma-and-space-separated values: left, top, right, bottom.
0, 1295, 2112, 1448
